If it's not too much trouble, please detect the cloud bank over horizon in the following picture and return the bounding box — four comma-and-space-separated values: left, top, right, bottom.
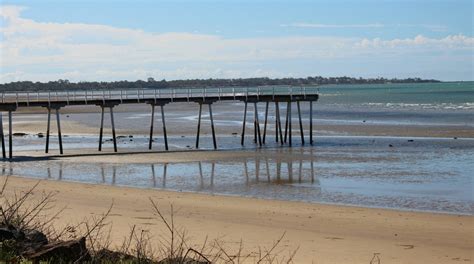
1, 4, 473, 83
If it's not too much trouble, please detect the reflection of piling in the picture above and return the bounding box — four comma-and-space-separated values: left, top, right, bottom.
151, 164, 156, 187
210, 162, 215, 187
162, 163, 167, 188
112, 166, 116, 185
198, 161, 204, 188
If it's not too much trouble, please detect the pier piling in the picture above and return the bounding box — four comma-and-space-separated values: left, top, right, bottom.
241, 102, 247, 146
98, 106, 104, 151
149, 104, 155, 150
161, 105, 168, 151
276, 102, 283, 145
196, 103, 202, 149
55, 108, 63, 154
297, 101, 304, 145
110, 107, 117, 152
288, 102, 292, 146
263, 101, 269, 144
1, 113, 6, 159
254, 102, 262, 147
209, 104, 217, 150
45, 108, 51, 153
310, 101, 313, 145
8, 111, 12, 159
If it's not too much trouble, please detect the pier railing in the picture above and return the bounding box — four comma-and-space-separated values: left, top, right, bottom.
0, 86, 318, 105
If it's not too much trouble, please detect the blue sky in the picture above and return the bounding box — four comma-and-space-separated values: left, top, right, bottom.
1, 0, 473, 82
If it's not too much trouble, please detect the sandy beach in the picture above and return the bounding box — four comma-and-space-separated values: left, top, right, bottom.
2, 87, 473, 262
3, 176, 472, 263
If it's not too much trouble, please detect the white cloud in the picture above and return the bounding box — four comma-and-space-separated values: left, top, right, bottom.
1, 5, 473, 82
282, 23, 385, 28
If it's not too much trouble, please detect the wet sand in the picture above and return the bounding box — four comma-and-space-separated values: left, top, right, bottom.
11, 104, 474, 138
3, 176, 472, 264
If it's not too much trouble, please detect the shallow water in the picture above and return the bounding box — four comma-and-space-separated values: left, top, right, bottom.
4, 135, 473, 215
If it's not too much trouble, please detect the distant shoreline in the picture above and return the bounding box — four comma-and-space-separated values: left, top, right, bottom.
0, 76, 442, 92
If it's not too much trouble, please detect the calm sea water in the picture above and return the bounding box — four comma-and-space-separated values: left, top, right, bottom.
317, 82, 474, 108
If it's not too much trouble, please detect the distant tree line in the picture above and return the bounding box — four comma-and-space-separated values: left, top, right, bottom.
0, 76, 440, 92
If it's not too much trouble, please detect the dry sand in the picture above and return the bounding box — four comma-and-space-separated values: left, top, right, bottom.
3, 176, 472, 264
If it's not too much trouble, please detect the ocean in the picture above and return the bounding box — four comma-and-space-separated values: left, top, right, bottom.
2, 82, 473, 214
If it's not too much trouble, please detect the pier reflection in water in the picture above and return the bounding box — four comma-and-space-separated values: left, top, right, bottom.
3, 136, 473, 214
0, 154, 320, 199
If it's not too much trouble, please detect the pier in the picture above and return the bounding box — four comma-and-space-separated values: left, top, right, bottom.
0, 87, 318, 160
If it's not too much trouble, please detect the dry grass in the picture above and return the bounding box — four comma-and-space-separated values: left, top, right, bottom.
0, 176, 299, 263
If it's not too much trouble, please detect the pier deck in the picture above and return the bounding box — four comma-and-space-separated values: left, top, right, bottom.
0, 87, 319, 160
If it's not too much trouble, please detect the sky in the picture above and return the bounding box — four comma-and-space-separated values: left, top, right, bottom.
0, 0, 473, 83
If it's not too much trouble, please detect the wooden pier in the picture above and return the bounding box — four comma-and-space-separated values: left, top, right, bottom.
0, 87, 318, 160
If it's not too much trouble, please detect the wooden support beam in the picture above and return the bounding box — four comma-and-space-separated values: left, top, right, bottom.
8, 111, 12, 159
263, 101, 269, 144
196, 103, 202, 149
241, 102, 247, 146
1, 113, 6, 159
297, 101, 304, 145
45, 108, 51, 153
110, 107, 117, 152
149, 104, 155, 150
208, 104, 217, 150
55, 108, 63, 154
160, 105, 168, 151
98, 107, 104, 151
254, 102, 262, 147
